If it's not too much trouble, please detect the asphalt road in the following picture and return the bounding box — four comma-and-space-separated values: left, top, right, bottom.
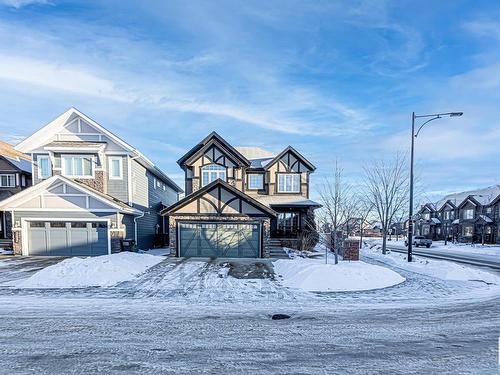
383, 243, 500, 270
0, 257, 499, 374
0, 297, 498, 374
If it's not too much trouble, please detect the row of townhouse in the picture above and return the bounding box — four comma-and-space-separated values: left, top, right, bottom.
0, 108, 320, 258
416, 185, 500, 244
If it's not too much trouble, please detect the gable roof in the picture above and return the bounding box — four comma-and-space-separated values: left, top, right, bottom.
177, 132, 250, 168
15, 107, 182, 193
0, 175, 142, 215
263, 145, 316, 171
161, 179, 276, 217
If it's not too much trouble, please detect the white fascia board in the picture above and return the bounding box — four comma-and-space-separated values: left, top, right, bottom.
15, 107, 135, 154
15, 109, 74, 153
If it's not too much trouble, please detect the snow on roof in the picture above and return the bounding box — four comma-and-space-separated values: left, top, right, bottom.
477, 214, 493, 223
235, 147, 274, 160
435, 184, 500, 210
452, 219, 460, 224
254, 195, 321, 208
7, 158, 32, 173
0, 140, 32, 173
431, 217, 441, 224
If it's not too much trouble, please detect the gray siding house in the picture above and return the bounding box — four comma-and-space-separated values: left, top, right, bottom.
0, 108, 182, 256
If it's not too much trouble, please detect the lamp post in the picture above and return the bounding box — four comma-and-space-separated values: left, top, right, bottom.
407, 111, 463, 262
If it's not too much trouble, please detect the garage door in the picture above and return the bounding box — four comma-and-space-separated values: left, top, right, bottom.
28, 221, 108, 256
179, 222, 261, 258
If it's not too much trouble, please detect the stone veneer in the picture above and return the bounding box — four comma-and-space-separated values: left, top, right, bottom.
74, 171, 106, 193
12, 228, 22, 255
168, 214, 271, 258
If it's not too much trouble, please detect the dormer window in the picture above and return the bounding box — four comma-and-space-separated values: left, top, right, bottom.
201, 164, 226, 186
62, 155, 94, 178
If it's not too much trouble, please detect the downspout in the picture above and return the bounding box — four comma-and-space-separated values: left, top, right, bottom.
134, 211, 145, 245
129, 151, 143, 244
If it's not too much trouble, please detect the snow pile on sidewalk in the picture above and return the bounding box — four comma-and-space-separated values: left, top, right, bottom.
362, 246, 500, 284
273, 257, 405, 292
17, 252, 163, 289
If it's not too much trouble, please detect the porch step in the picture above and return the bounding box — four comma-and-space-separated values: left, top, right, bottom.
269, 246, 289, 259
0, 239, 13, 249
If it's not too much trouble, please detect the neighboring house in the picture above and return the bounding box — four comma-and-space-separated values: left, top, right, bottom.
0, 108, 182, 256
416, 184, 500, 244
0, 141, 32, 244
161, 132, 321, 258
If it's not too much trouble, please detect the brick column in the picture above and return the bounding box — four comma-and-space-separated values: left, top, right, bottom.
342, 239, 360, 261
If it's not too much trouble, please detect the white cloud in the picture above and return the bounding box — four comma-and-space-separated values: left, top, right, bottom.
0, 0, 51, 8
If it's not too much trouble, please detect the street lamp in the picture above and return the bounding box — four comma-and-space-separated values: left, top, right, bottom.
407, 111, 463, 262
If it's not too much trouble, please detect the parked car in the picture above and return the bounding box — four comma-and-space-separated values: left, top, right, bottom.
405, 236, 432, 248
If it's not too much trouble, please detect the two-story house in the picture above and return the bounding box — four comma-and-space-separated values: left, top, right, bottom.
417, 184, 500, 244
0, 108, 182, 256
0, 141, 32, 244
161, 132, 321, 258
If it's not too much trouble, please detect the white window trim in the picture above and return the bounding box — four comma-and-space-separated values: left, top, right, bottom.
277, 173, 300, 193
108, 156, 123, 180
61, 154, 95, 179
37, 155, 52, 180
201, 164, 227, 187
247, 173, 264, 190
0, 174, 16, 188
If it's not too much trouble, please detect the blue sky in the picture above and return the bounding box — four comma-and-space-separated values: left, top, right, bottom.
0, 0, 499, 202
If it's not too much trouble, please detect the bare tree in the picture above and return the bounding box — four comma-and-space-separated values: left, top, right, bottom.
318, 159, 356, 264
363, 154, 409, 255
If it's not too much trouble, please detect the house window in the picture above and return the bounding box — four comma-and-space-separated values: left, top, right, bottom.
38, 155, 51, 179
422, 212, 430, 220
277, 174, 300, 193
463, 209, 474, 220
108, 157, 123, 180
62, 155, 93, 178
0, 174, 15, 188
277, 212, 300, 235
463, 226, 473, 237
201, 164, 226, 186
422, 226, 430, 235
247, 174, 264, 190
486, 207, 492, 214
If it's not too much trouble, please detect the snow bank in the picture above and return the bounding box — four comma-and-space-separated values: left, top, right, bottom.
362, 246, 500, 285
273, 257, 405, 292
17, 252, 163, 289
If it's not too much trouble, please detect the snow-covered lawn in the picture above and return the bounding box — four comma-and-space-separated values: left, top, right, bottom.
140, 247, 171, 256
362, 245, 500, 285
16, 252, 163, 289
274, 257, 405, 292
382, 239, 500, 257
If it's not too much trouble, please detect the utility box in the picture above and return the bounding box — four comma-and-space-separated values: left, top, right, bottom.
120, 239, 137, 252
342, 239, 360, 261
